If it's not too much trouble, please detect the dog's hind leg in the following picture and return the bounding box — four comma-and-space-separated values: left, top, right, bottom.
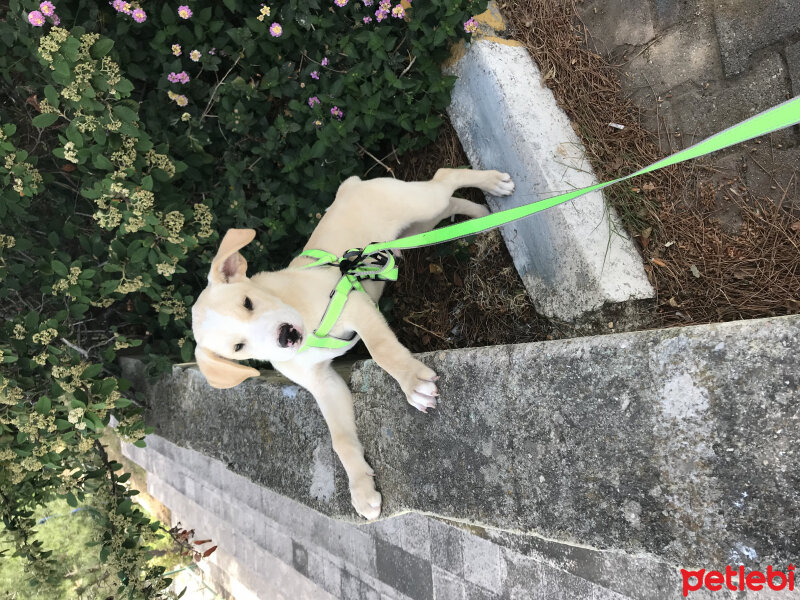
432, 168, 515, 198
401, 196, 490, 237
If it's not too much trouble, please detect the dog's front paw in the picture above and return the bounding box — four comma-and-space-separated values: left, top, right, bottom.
399, 360, 438, 413
350, 476, 382, 520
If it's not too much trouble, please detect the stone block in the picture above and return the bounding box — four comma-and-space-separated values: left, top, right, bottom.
652, 0, 700, 29
462, 533, 506, 593
622, 18, 723, 100
647, 52, 790, 145
447, 40, 654, 323
788, 40, 800, 96
578, 0, 655, 54
375, 537, 433, 600
123, 314, 800, 573
432, 566, 465, 600
429, 518, 464, 577
713, 0, 800, 76
366, 513, 431, 561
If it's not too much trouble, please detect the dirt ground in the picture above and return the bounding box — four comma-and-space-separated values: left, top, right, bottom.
382, 0, 800, 354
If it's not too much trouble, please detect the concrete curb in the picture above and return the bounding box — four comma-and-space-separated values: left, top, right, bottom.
445, 6, 655, 326
122, 313, 800, 575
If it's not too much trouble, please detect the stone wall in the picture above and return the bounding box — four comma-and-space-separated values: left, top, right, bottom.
122, 314, 800, 598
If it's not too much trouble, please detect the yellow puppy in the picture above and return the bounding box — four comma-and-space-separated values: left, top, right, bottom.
191, 168, 514, 519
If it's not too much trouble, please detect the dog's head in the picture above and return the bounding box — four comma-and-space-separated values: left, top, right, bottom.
191, 229, 305, 388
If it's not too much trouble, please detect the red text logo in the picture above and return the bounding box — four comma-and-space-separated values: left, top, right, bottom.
682, 565, 795, 596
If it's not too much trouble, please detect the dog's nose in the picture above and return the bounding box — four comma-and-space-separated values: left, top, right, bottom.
278, 323, 301, 347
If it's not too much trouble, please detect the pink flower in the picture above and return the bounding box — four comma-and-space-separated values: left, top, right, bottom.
391, 5, 404, 18
310, 71, 319, 80
308, 96, 320, 107
362, 0, 373, 5
269, 22, 282, 37
209, 47, 216, 55
334, 0, 348, 6
112, 0, 131, 14
321, 57, 329, 66
51, 13, 60, 25
39, 1, 55, 16
189, 49, 202, 62
330, 106, 344, 120
464, 17, 478, 33
178, 5, 192, 19
375, 8, 388, 21
168, 71, 190, 84
132, 7, 146, 22
363, 15, 372, 23
379, 0, 390, 9
28, 10, 46, 26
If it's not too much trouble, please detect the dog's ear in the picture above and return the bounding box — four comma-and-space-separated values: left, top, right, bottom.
195, 347, 261, 389
208, 228, 256, 285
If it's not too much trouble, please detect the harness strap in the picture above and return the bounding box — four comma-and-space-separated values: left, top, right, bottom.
295, 247, 397, 352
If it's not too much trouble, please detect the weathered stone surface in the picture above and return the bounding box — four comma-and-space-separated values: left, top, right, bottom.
577, 0, 656, 54
652, 0, 700, 29
622, 18, 723, 99
787, 40, 800, 97
447, 40, 654, 323
123, 314, 800, 570
712, 0, 800, 77
640, 52, 789, 146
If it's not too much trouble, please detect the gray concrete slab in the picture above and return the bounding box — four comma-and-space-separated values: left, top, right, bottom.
712, 0, 800, 76
446, 39, 654, 325
121, 313, 800, 572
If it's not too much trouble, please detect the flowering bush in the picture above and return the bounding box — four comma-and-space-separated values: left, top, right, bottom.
0, 0, 486, 595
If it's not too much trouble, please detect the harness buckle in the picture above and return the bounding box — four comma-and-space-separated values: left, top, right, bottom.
339, 247, 365, 275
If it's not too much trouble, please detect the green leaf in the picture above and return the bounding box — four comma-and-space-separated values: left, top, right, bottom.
92, 153, 114, 171
82, 363, 103, 379
223, 0, 238, 11
66, 492, 78, 508
113, 105, 138, 123
32, 113, 58, 128
35, 396, 51, 415
51, 260, 68, 276
44, 85, 59, 108
180, 340, 193, 362
91, 38, 114, 59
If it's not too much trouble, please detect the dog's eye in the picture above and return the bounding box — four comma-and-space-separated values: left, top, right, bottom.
243, 297, 253, 311
234, 343, 245, 352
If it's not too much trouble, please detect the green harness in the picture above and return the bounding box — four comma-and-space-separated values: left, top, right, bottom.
295, 96, 800, 353
296, 247, 399, 352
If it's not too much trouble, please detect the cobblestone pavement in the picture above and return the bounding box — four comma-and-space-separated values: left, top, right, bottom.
578, 0, 799, 214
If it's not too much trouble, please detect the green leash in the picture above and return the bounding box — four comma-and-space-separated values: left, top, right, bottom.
296, 96, 800, 352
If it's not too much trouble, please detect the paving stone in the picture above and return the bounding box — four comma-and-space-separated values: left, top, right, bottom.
462, 533, 506, 594
713, 0, 800, 76
786, 40, 800, 96
652, 0, 700, 29
375, 537, 434, 600
367, 513, 431, 561
293, 540, 309, 575
432, 566, 466, 600
622, 18, 723, 99
649, 52, 790, 145
577, 0, 656, 54
429, 519, 464, 577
